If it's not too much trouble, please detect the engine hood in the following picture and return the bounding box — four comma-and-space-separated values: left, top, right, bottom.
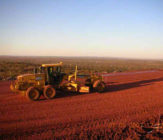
17, 73, 45, 82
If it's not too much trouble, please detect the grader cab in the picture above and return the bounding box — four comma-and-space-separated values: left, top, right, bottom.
10, 62, 106, 101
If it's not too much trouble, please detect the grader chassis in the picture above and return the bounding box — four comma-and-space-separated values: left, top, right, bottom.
10, 62, 106, 101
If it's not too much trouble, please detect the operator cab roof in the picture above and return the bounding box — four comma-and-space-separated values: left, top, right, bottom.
41, 62, 63, 67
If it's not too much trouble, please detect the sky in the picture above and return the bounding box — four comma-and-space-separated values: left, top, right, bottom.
0, 0, 163, 59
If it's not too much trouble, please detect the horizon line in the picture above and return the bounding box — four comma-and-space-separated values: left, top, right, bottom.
0, 55, 162, 61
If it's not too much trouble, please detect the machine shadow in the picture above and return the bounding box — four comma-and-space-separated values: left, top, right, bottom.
39, 91, 89, 100
104, 77, 163, 93
39, 77, 163, 100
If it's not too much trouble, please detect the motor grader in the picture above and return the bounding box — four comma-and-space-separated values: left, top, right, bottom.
10, 62, 106, 101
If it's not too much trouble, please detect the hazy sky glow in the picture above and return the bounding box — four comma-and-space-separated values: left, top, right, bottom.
0, 0, 163, 59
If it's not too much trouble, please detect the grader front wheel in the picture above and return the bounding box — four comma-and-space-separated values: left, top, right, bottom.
93, 80, 106, 93
43, 85, 56, 99
26, 87, 40, 101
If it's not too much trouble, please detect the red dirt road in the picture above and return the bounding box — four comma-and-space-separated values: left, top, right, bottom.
0, 71, 163, 139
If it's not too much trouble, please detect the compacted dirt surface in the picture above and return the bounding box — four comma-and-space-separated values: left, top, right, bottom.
0, 70, 163, 139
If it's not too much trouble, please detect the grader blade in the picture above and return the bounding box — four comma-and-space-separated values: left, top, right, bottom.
79, 86, 90, 93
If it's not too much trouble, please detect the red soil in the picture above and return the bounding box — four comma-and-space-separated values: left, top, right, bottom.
0, 71, 163, 139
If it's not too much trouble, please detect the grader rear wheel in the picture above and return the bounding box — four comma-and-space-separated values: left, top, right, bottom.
43, 85, 56, 99
26, 87, 40, 101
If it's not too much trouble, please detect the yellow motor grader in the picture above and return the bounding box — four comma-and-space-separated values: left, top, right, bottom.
10, 62, 106, 101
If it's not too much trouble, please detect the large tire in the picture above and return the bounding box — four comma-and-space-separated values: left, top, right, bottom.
43, 85, 56, 99
93, 80, 106, 93
26, 87, 40, 101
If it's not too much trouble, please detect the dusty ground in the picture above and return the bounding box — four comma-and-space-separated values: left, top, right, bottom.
0, 70, 163, 139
